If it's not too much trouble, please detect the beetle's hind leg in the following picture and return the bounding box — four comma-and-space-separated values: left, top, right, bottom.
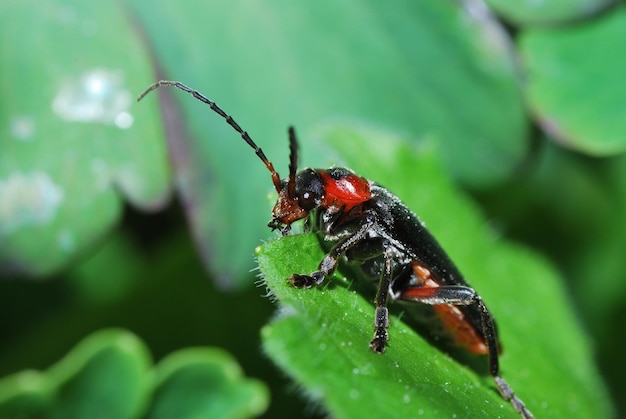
369, 244, 395, 353
396, 285, 533, 419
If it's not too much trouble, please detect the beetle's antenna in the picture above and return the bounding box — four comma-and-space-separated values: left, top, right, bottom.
287, 126, 299, 199
138, 80, 283, 193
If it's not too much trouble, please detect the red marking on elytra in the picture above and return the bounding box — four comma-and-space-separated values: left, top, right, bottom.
433, 305, 488, 355
410, 262, 489, 355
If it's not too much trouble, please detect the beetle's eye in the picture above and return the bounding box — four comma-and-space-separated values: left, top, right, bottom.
294, 168, 323, 211
298, 190, 318, 210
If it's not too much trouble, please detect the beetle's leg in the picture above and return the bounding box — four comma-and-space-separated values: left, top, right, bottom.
494, 376, 534, 419
369, 244, 394, 353
289, 220, 374, 288
396, 285, 533, 419
395, 285, 497, 363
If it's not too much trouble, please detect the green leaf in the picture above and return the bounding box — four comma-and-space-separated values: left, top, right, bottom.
47, 330, 152, 419
485, 0, 613, 26
257, 125, 613, 418
130, 0, 526, 287
0, 371, 50, 419
146, 348, 269, 419
520, 6, 626, 155
568, 151, 626, 341
0, 329, 269, 419
0, 329, 152, 419
0, 0, 171, 277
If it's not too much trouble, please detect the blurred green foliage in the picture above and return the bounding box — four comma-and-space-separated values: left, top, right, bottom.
1, 0, 625, 417
0, 329, 268, 419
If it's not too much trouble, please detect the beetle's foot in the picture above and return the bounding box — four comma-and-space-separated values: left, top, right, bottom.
494, 376, 534, 419
289, 271, 324, 288
369, 327, 389, 353
289, 274, 314, 288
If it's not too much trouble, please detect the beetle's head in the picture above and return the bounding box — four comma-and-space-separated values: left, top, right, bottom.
266, 126, 327, 235
265, 126, 373, 235
268, 168, 325, 235
268, 159, 372, 235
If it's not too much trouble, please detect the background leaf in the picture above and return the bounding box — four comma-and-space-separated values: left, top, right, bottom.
0, 329, 152, 419
520, 6, 626, 155
147, 348, 268, 419
258, 125, 613, 418
0, 0, 171, 277
0, 330, 269, 419
485, 0, 614, 26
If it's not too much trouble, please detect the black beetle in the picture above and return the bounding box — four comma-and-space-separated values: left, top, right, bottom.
139, 81, 533, 418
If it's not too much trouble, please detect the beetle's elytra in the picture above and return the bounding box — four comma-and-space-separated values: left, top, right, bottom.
138, 80, 534, 419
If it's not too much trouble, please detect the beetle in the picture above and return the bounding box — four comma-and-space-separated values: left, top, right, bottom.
139, 80, 533, 418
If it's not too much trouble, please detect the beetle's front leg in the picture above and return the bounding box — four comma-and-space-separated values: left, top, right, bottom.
289, 255, 333, 288
289, 220, 374, 288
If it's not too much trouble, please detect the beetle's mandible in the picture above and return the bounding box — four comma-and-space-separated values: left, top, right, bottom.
138, 80, 534, 419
